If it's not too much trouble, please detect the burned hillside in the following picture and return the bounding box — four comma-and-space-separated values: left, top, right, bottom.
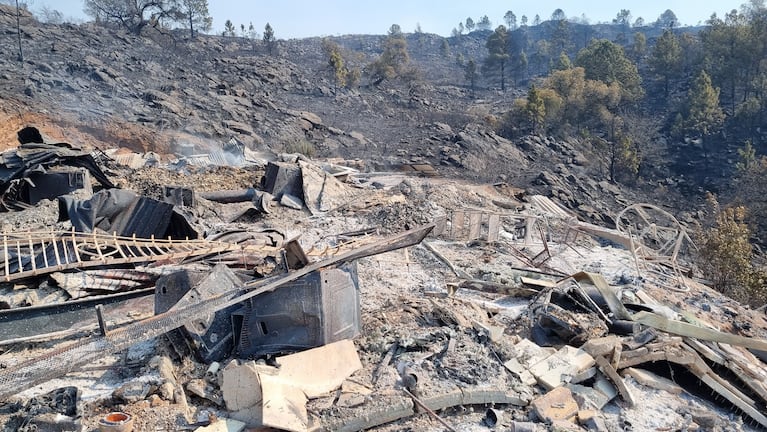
0, 6, 688, 222
1, 4, 767, 432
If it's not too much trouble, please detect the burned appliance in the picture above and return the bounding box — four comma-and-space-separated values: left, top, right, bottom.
233, 261, 360, 358
154, 265, 242, 363
154, 261, 361, 361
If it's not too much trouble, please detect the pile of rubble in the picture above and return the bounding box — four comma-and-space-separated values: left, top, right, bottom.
1, 126, 766, 432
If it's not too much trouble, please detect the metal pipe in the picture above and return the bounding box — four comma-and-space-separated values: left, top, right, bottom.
198, 189, 272, 213
198, 188, 260, 203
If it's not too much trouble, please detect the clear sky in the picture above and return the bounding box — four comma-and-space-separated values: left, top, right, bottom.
22, 0, 751, 38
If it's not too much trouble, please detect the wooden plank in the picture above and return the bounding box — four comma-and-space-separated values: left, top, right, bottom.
622, 367, 683, 394
632, 311, 767, 351
697, 373, 767, 428
468, 212, 482, 240
680, 344, 758, 406
594, 355, 635, 407
714, 343, 767, 403
450, 211, 465, 240
684, 338, 726, 365
486, 214, 500, 242
2, 233, 9, 281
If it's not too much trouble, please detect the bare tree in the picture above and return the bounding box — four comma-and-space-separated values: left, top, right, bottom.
83, 0, 178, 34
38, 6, 64, 24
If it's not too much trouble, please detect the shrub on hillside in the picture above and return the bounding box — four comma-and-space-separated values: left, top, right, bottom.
283, 138, 315, 158
696, 194, 767, 307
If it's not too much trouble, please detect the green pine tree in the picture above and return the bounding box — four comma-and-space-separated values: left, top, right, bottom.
483, 25, 510, 90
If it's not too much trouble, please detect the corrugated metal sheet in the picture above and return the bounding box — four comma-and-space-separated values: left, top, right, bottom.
527, 195, 574, 219
208, 149, 231, 166
183, 154, 212, 166
111, 153, 146, 169
60, 189, 197, 239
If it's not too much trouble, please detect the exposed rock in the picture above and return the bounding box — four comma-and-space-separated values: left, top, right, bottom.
112, 381, 152, 403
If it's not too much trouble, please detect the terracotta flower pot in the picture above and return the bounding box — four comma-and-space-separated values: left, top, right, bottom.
98, 412, 134, 432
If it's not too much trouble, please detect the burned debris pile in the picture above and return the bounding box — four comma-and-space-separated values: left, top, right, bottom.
0, 127, 114, 211
1, 126, 767, 432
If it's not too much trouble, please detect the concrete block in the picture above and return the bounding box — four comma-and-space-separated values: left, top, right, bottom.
578, 409, 609, 431
593, 373, 618, 401
570, 367, 597, 384
567, 384, 612, 410
531, 387, 578, 423
581, 335, 621, 360
529, 345, 595, 390
512, 338, 557, 369
503, 357, 537, 386
221, 360, 262, 412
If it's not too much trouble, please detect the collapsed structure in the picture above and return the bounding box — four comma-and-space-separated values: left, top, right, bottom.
1, 127, 766, 432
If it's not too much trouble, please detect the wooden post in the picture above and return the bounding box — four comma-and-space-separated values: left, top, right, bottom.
450, 211, 465, 240
487, 214, 500, 242
524, 216, 536, 245
468, 212, 482, 240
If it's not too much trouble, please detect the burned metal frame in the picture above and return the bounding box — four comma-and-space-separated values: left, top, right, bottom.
0, 230, 282, 283
0, 288, 154, 342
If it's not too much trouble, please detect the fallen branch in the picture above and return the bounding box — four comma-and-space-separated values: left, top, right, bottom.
448, 279, 538, 298
420, 241, 471, 279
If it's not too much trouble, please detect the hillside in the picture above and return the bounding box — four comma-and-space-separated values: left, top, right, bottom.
0, 7, 701, 226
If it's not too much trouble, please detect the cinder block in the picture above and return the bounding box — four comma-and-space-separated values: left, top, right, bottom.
531, 387, 578, 423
